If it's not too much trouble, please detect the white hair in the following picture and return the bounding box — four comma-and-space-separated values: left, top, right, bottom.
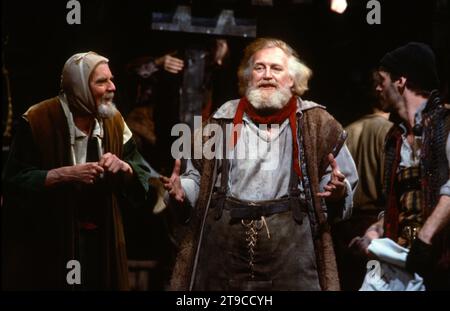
238, 38, 312, 96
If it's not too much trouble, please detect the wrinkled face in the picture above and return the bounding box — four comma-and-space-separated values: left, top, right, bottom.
89, 63, 116, 108
249, 47, 294, 95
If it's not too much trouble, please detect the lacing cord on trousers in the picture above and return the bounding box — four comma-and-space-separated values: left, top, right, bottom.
241, 216, 270, 279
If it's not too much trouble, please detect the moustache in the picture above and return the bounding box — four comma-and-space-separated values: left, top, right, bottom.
103, 93, 114, 101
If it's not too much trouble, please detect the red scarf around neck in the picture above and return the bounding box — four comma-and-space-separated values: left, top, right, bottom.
231, 96, 302, 177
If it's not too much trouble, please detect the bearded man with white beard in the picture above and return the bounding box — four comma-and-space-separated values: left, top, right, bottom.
162, 38, 358, 290
2, 52, 153, 290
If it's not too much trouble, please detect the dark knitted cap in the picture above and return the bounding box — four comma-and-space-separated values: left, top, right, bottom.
379, 42, 439, 92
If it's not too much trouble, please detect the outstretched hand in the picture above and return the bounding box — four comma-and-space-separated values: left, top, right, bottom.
316, 153, 347, 202
160, 159, 185, 203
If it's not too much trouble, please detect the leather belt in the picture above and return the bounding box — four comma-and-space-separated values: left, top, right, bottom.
224, 197, 292, 220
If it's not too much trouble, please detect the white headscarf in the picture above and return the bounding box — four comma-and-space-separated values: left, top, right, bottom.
60, 51, 109, 115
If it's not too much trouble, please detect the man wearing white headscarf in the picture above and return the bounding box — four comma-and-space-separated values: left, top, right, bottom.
2, 52, 152, 290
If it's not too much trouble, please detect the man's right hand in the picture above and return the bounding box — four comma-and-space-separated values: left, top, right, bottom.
45, 162, 104, 187
160, 159, 185, 203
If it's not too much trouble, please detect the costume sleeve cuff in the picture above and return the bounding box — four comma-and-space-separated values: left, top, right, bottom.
180, 177, 199, 208
439, 180, 450, 196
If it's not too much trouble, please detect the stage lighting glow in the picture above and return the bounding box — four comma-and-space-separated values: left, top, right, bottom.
331, 0, 348, 14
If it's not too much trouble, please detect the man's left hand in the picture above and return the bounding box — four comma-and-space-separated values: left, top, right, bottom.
317, 153, 347, 202
99, 152, 133, 177
406, 237, 434, 278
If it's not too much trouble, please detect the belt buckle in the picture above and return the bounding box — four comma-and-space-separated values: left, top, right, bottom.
401, 224, 421, 248
248, 201, 259, 219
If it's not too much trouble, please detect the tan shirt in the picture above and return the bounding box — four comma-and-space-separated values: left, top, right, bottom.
345, 113, 393, 212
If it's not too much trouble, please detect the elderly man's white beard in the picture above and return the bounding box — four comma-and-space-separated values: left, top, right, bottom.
97, 94, 117, 119
246, 85, 292, 111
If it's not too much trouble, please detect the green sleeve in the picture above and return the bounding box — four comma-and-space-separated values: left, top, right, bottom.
121, 137, 154, 207
2, 119, 48, 197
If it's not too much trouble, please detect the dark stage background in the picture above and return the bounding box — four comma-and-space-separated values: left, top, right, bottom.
2, 0, 449, 129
